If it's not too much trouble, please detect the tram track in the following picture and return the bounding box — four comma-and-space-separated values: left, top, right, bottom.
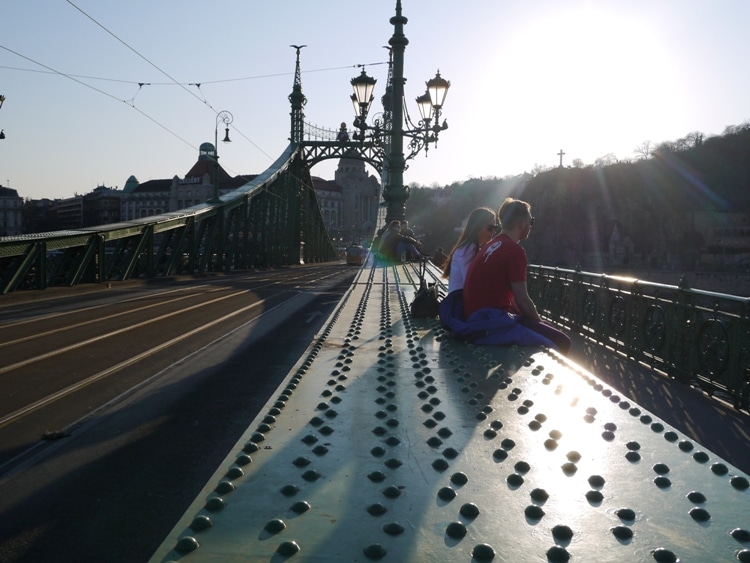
0, 265, 355, 471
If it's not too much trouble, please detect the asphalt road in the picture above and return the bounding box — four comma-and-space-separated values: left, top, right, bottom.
0, 265, 357, 563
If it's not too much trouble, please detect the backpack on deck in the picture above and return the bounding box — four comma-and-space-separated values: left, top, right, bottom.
410, 258, 442, 318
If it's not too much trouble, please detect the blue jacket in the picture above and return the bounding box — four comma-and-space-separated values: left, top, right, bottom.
439, 289, 555, 349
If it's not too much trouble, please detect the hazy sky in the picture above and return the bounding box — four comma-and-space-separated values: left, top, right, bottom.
1, 0, 748, 200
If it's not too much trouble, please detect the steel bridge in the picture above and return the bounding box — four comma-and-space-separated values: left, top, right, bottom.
2, 2, 749, 560
149, 259, 750, 562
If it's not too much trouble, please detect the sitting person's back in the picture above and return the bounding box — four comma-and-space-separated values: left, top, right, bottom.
378, 219, 423, 262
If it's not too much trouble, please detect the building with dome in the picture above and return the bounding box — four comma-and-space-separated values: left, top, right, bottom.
121, 142, 256, 221
320, 154, 381, 244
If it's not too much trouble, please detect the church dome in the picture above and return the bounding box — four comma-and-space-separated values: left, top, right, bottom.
123, 175, 139, 193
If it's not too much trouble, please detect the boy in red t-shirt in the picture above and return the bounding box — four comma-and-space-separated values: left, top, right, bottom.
463, 198, 570, 354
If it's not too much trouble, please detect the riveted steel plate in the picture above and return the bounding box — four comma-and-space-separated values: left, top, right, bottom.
152, 263, 750, 562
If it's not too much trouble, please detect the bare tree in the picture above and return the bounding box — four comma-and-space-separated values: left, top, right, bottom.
633, 140, 653, 160
594, 153, 617, 167
571, 158, 585, 168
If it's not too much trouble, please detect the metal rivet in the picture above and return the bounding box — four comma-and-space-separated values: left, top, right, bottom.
280, 484, 299, 497
546, 545, 570, 562
368, 471, 387, 483
692, 451, 709, 463
686, 491, 706, 504
443, 448, 460, 459
382, 486, 401, 498
243, 442, 259, 453
514, 461, 531, 474
689, 507, 711, 522
625, 451, 641, 462
367, 503, 387, 516
175, 536, 200, 554
531, 488, 549, 502
501, 438, 516, 450
451, 472, 469, 486
588, 475, 605, 488
616, 507, 636, 521
653, 463, 670, 475
291, 501, 311, 514
566, 451, 581, 462
446, 521, 467, 538
561, 463, 577, 475
264, 519, 286, 534
301, 470, 320, 482
731, 476, 750, 490
651, 547, 678, 562
472, 543, 495, 561
460, 503, 480, 519
204, 497, 225, 512
611, 525, 633, 540
438, 487, 457, 501
711, 463, 728, 475
507, 473, 524, 487
215, 481, 235, 495
731, 528, 750, 542
235, 454, 252, 467
362, 544, 387, 559
371, 448, 386, 458
190, 515, 212, 532
552, 524, 573, 541
382, 522, 405, 535
586, 490, 604, 503
432, 459, 449, 472
293, 457, 311, 468
385, 458, 403, 469
277, 541, 300, 556
225, 467, 244, 480
493, 449, 508, 462
525, 505, 545, 520
654, 476, 671, 488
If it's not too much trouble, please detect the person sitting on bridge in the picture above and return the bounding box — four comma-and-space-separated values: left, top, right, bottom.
442, 207, 496, 293
378, 220, 424, 262
440, 198, 570, 355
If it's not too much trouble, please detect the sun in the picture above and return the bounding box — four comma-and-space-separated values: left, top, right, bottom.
490, 6, 683, 165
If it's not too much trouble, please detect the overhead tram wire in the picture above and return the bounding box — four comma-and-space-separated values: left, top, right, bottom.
0, 44, 195, 151
64, 0, 386, 167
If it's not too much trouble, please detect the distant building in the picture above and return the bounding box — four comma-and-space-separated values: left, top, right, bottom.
56, 195, 84, 231
83, 185, 122, 227
312, 177, 344, 244
0, 185, 23, 236
333, 155, 381, 242
310, 156, 382, 245
121, 142, 256, 221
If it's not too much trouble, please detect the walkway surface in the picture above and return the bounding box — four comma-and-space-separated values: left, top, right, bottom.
150, 259, 750, 562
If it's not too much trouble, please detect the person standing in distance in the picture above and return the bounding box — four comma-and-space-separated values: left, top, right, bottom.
462, 198, 571, 354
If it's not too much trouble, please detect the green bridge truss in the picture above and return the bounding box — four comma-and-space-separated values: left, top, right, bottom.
0, 144, 338, 294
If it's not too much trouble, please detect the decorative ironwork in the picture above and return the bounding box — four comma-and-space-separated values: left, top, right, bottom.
528, 264, 750, 409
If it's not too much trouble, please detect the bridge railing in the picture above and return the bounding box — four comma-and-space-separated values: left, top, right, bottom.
0, 144, 338, 294
528, 265, 750, 409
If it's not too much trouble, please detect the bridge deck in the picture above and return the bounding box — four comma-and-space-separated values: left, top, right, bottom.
151, 259, 750, 562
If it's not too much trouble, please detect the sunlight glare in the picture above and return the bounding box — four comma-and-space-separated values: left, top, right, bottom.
489, 6, 683, 166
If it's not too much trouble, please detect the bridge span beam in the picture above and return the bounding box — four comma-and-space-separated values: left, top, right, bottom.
152, 259, 750, 562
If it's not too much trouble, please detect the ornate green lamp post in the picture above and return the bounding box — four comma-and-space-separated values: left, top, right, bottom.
349, 1, 450, 223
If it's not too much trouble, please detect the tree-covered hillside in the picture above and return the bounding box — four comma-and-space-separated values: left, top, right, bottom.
406, 123, 750, 272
